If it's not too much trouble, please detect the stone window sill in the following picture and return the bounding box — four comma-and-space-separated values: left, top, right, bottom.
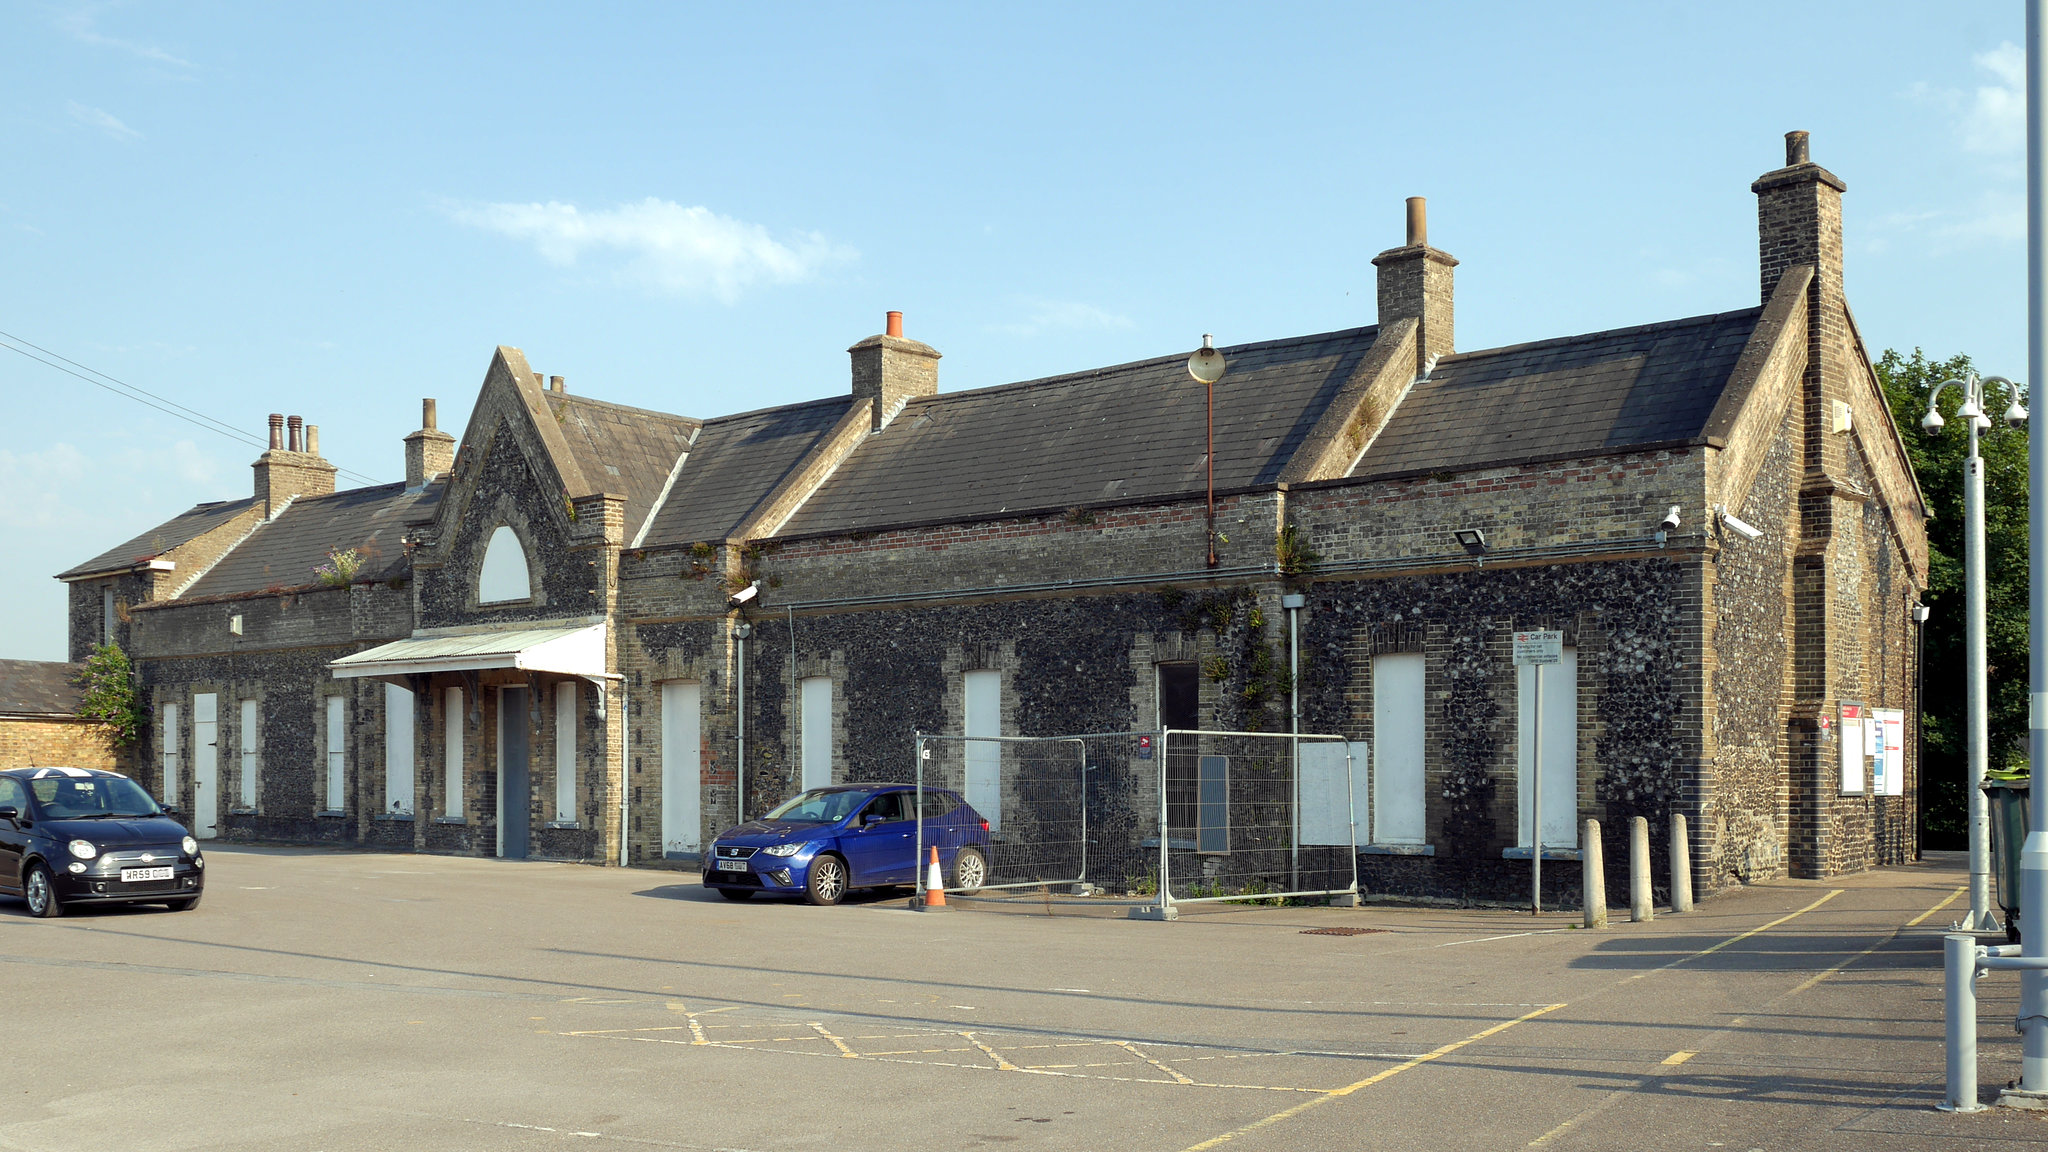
1501, 846, 1583, 861
433, 816, 467, 825
228, 807, 257, 816
545, 820, 580, 830
316, 809, 346, 819
1361, 843, 1435, 857
374, 813, 415, 822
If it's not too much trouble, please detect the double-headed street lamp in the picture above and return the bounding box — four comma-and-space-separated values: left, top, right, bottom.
1924, 372, 2029, 935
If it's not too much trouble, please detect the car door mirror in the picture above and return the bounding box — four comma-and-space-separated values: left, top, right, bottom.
860, 811, 883, 826
0, 806, 16, 823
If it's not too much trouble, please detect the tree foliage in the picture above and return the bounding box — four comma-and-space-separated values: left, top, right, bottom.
73, 642, 143, 748
1875, 348, 2031, 847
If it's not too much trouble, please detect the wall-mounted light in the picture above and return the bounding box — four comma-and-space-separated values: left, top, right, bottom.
1455, 528, 1488, 556
1712, 505, 1763, 541
1913, 604, 1931, 624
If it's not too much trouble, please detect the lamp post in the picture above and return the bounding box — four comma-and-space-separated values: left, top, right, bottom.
1188, 335, 1227, 569
1923, 371, 2028, 935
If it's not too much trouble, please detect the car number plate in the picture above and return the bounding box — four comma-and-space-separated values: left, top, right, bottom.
716, 858, 748, 872
121, 866, 174, 882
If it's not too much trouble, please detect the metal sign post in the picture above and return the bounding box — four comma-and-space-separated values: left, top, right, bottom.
1515, 631, 1564, 915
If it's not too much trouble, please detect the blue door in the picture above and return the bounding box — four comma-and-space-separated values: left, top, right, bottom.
842, 791, 914, 885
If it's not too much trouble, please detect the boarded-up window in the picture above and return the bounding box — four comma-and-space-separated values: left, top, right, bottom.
1372, 653, 1426, 845
964, 670, 1002, 830
478, 525, 531, 604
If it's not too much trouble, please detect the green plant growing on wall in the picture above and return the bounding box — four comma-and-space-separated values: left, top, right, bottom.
74, 643, 142, 747
313, 548, 363, 588
1203, 655, 1230, 683
1276, 522, 1320, 577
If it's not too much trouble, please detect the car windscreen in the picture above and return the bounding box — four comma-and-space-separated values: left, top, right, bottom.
29, 776, 163, 820
763, 788, 875, 824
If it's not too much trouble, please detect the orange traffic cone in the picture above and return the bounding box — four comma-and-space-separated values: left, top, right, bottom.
917, 845, 948, 912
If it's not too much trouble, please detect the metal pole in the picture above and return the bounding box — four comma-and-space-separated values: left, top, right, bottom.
618, 680, 629, 867
914, 732, 925, 902
735, 627, 746, 827
2025, 0, 2048, 1098
1289, 599, 1301, 894
1160, 729, 1173, 913
1968, 400, 1998, 931
1205, 382, 1218, 568
1532, 670, 1543, 915
1944, 933, 1986, 1112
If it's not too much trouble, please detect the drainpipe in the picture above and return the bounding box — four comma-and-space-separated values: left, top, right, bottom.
619, 676, 630, 867
1283, 591, 1305, 894
734, 622, 750, 827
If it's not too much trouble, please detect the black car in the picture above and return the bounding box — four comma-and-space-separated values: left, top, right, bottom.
0, 767, 205, 917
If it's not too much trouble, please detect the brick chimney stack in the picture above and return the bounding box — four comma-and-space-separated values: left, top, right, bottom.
1753, 130, 1850, 481
404, 398, 457, 488
1372, 196, 1457, 372
848, 310, 940, 430
252, 411, 337, 517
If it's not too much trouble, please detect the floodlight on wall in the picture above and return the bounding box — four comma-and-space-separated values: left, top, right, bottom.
1454, 528, 1488, 555
1713, 505, 1763, 541
1913, 604, 1932, 624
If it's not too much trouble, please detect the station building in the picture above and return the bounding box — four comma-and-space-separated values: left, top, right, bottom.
57, 133, 1925, 902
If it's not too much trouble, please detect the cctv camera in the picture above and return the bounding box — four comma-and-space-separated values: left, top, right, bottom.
1721, 513, 1763, 540
728, 582, 759, 608
1659, 506, 1682, 532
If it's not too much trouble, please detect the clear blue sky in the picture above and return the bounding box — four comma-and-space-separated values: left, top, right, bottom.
0, 2, 2027, 660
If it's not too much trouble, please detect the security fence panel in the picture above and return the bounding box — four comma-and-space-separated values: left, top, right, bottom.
1156, 729, 1359, 908
912, 733, 1158, 896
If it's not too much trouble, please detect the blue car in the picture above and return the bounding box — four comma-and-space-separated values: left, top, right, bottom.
705, 784, 992, 905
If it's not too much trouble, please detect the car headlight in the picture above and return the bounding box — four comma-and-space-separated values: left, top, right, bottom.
68, 839, 96, 860
761, 842, 804, 857
182, 836, 198, 856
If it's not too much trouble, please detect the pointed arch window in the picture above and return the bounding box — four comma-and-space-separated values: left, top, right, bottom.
478, 525, 532, 604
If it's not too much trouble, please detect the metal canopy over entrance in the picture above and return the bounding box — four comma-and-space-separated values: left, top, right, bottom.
327, 622, 608, 682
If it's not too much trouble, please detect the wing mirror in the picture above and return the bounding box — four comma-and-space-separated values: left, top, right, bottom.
0, 806, 16, 823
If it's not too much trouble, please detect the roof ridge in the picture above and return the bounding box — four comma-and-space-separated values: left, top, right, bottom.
911, 325, 1383, 407
1442, 306, 1765, 365
553, 391, 705, 425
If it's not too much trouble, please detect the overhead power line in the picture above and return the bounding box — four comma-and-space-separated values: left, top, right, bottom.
0, 328, 387, 488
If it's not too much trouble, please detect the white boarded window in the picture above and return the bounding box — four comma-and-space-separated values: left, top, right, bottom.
1371, 653, 1427, 845
555, 681, 577, 824
161, 701, 181, 803
801, 677, 833, 790
443, 687, 465, 819
384, 683, 415, 815
239, 699, 260, 809
325, 696, 347, 812
101, 587, 115, 643
478, 525, 531, 604
1516, 649, 1579, 850
1300, 741, 1368, 846
963, 670, 1002, 830
661, 681, 702, 855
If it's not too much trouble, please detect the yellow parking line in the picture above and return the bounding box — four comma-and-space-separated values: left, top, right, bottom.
1659, 1051, 1694, 1067
1178, 1004, 1566, 1152
809, 1022, 858, 1058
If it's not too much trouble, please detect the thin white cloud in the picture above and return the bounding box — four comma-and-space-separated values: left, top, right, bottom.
57, 9, 192, 68
450, 197, 855, 303
987, 297, 1136, 337
1963, 42, 2024, 155
66, 100, 138, 140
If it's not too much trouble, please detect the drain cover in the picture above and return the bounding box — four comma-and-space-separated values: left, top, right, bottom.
1300, 926, 1386, 936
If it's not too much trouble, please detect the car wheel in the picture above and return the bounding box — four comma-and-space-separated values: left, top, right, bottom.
165, 894, 202, 912
805, 855, 848, 906
23, 864, 63, 919
717, 887, 753, 902
951, 847, 987, 895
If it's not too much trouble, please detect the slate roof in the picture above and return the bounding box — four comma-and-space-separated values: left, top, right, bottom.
545, 392, 699, 536
57, 497, 257, 579
639, 397, 857, 546
0, 660, 84, 718
774, 328, 1379, 537
1352, 308, 1763, 480
179, 481, 443, 599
